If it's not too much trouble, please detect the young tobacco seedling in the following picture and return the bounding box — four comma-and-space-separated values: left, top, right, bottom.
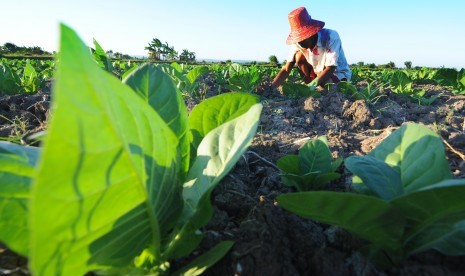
433, 68, 465, 95
0, 24, 262, 276
160, 62, 210, 99
390, 71, 438, 105
276, 137, 342, 191
227, 63, 264, 94
278, 123, 465, 266
338, 80, 385, 104
280, 78, 321, 98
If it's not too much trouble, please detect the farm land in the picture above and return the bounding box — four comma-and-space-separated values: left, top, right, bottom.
1, 27, 465, 275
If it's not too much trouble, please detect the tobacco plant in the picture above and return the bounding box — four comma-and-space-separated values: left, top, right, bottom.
0, 24, 262, 275
390, 71, 438, 105
433, 68, 465, 95
338, 80, 385, 104
280, 78, 320, 98
91, 38, 114, 74
160, 62, 209, 98
277, 137, 342, 191
227, 63, 263, 94
278, 123, 465, 266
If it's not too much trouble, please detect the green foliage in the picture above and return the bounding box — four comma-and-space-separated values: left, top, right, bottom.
280, 78, 320, 98
433, 68, 465, 94
433, 68, 458, 87
0, 59, 52, 94
276, 137, 342, 191
1, 42, 51, 56
91, 39, 114, 73
404, 61, 412, 69
268, 55, 279, 66
227, 63, 263, 93
0, 24, 262, 275
278, 124, 465, 266
390, 71, 438, 105
390, 70, 413, 93
159, 62, 209, 98
21, 61, 46, 93
188, 92, 259, 155
458, 69, 465, 94
0, 62, 21, 94
338, 80, 385, 104
0, 142, 39, 256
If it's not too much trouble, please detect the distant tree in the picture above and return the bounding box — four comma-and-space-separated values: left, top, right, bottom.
367, 63, 376, 69
404, 61, 412, 69
385, 61, 396, 69
106, 50, 114, 58
179, 49, 195, 62
225, 59, 232, 64
167, 49, 178, 61
188, 51, 196, 62
3, 42, 19, 53
30, 46, 44, 55
269, 55, 279, 66
145, 38, 162, 61
357, 61, 365, 67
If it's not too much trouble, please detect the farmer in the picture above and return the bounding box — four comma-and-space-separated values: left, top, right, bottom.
272, 7, 351, 91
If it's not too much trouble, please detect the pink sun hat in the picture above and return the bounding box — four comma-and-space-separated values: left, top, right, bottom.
286, 7, 325, 45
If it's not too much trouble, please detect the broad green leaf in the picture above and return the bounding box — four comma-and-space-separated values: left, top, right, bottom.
390, 179, 465, 255
30, 24, 180, 276
338, 81, 358, 95
278, 191, 405, 251
413, 220, 465, 256
183, 103, 262, 221
404, 217, 465, 256
172, 241, 233, 276
456, 68, 465, 94
170, 62, 183, 73
368, 123, 451, 191
345, 156, 403, 201
298, 137, 332, 175
227, 73, 259, 93
313, 172, 341, 187
22, 62, 43, 93
331, 157, 343, 172
281, 82, 320, 98
189, 92, 259, 152
0, 142, 39, 256
281, 172, 318, 191
186, 66, 209, 84
0, 62, 21, 94
166, 103, 262, 259
276, 154, 299, 174
123, 64, 189, 176
92, 38, 113, 73
390, 71, 412, 93
433, 68, 458, 87
391, 179, 465, 224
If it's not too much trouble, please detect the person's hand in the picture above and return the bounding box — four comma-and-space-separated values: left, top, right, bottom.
316, 85, 325, 91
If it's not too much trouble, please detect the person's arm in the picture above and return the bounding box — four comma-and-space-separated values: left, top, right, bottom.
271, 61, 295, 88
316, 66, 336, 87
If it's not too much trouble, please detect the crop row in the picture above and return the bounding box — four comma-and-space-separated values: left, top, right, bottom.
2, 46, 464, 102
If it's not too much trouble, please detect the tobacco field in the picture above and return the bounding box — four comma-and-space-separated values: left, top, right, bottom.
1, 25, 465, 275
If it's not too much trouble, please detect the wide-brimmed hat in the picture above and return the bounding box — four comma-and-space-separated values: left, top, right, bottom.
286, 7, 325, 45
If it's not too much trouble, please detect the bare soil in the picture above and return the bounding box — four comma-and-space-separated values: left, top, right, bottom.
1, 75, 465, 275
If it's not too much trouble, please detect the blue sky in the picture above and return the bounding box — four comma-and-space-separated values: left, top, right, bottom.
2, 0, 465, 68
